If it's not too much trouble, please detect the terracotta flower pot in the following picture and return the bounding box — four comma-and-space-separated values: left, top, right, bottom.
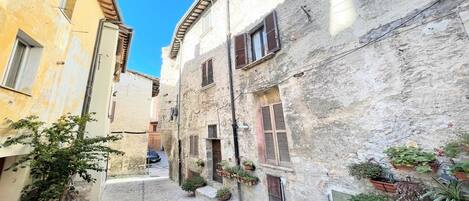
216, 169, 223, 177
454, 172, 469, 181
369, 179, 397, 193
218, 193, 231, 201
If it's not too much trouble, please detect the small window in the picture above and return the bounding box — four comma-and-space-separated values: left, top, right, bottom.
3, 31, 42, 93
267, 175, 285, 201
201, 59, 213, 87
151, 122, 158, 132
60, 0, 77, 20
109, 101, 116, 122
152, 81, 159, 97
190, 136, 199, 156
208, 125, 217, 138
201, 9, 212, 35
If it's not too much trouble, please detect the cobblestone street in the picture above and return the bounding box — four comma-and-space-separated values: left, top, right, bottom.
102, 177, 198, 201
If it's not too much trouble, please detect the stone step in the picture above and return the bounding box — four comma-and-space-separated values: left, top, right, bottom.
195, 185, 239, 201
195, 186, 217, 201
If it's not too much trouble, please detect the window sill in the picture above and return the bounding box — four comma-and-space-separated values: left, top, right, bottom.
59, 9, 72, 23
0, 85, 32, 97
241, 52, 276, 71
259, 163, 294, 173
200, 82, 215, 91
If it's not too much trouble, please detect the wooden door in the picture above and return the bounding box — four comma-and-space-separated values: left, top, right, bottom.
212, 140, 222, 183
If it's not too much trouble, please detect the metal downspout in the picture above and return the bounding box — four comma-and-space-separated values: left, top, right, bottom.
176, 37, 184, 186
225, 0, 242, 200
80, 18, 106, 137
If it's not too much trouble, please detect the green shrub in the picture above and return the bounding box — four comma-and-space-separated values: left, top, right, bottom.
444, 142, 462, 158
242, 160, 254, 166
450, 161, 469, 174
181, 176, 206, 193
348, 193, 391, 201
216, 187, 231, 199
348, 162, 383, 180
384, 146, 436, 173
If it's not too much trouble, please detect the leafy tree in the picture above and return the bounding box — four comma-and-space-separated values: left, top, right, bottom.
1, 114, 123, 201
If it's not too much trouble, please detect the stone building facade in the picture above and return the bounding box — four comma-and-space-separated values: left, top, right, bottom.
0, 0, 132, 200
108, 70, 160, 176
159, 0, 469, 200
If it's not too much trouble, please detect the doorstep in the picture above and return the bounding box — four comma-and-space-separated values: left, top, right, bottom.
196, 186, 217, 201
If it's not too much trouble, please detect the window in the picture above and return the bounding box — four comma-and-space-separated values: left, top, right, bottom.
251, 27, 267, 61
2, 31, 42, 93
267, 175, 285, 201
190, 136, 199, 156
151, 122, 158, 132
152, 81, 159, 97
201, 9, 212, 35
208, 125, 217, 138
235, 11, 280, 69
109, 101, 116, 122
261, 103, 290, 166
60, 0, 77, 20
201, 59, 213, 87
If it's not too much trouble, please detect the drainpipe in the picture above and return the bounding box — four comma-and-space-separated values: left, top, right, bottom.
225, 0, 242, 200
80, 18, 106, 137
176, 37, 184, 186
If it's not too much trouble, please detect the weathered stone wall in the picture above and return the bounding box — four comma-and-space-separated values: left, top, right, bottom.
160, 0, 469, 200
108, 134, 148, 177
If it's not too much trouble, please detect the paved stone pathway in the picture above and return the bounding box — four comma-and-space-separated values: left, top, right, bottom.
102, 177, 198, 201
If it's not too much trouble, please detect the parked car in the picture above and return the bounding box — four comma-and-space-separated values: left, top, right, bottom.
147, 151, 161, 164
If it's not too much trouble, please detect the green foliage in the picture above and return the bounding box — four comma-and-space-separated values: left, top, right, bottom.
450, 161, 469, 174
218, 160, 229, 170
242, 160, 254, 166
444, 142, 462, 158
396, 181, 426, 201
216, 187, 231, 199
348, 162, 383, 180
348, 193, 391, 201
1, 114, 123, 201
181, 176, 206, 193
384, 146, 436, 173
421, 178, 469, 201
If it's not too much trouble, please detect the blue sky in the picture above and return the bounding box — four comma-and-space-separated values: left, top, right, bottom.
119, 0, 193, 78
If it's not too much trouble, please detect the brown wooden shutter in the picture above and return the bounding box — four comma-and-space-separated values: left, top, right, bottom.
0, 157, 4, 178
201, 62, 207, 86
273, 103, 285, 130
264, 133, 276, 160
261, 106, 272, 130
267, 175, 283, 201
207, 59, 213, 84
189, 136, 193, 155
234, 34, 248, 68
264, 11, 280, 53
208, 125, 217, 138
277, 132, 290, 162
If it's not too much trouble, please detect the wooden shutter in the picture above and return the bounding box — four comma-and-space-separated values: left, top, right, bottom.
194, 136, 199, 156
207, 59, 213, 84
273, 103, 285, 130
189, 136, 193, 155
264, 11, 280, 53
110, 101, 116, 123
267, 175, 283, 201
265, 133, 276, 161
208, 125, 217, 138
234, 34, 248, 68
202, 62, 207, 86
277, 132, 290, 162
261, 106, 272, 130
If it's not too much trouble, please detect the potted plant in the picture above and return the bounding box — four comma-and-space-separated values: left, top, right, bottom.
181, 176, 206, 196
348, 193, 391, 201
450, 161, 469, 181
348, 161, 397, 193
242, 160, 255, 171
422, 178, 469, 201
216, 187, 231, 201
244, 175, 259, 186
195, 159, 205, 167
217, 160, 229, 177
384, 146, 438, 173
